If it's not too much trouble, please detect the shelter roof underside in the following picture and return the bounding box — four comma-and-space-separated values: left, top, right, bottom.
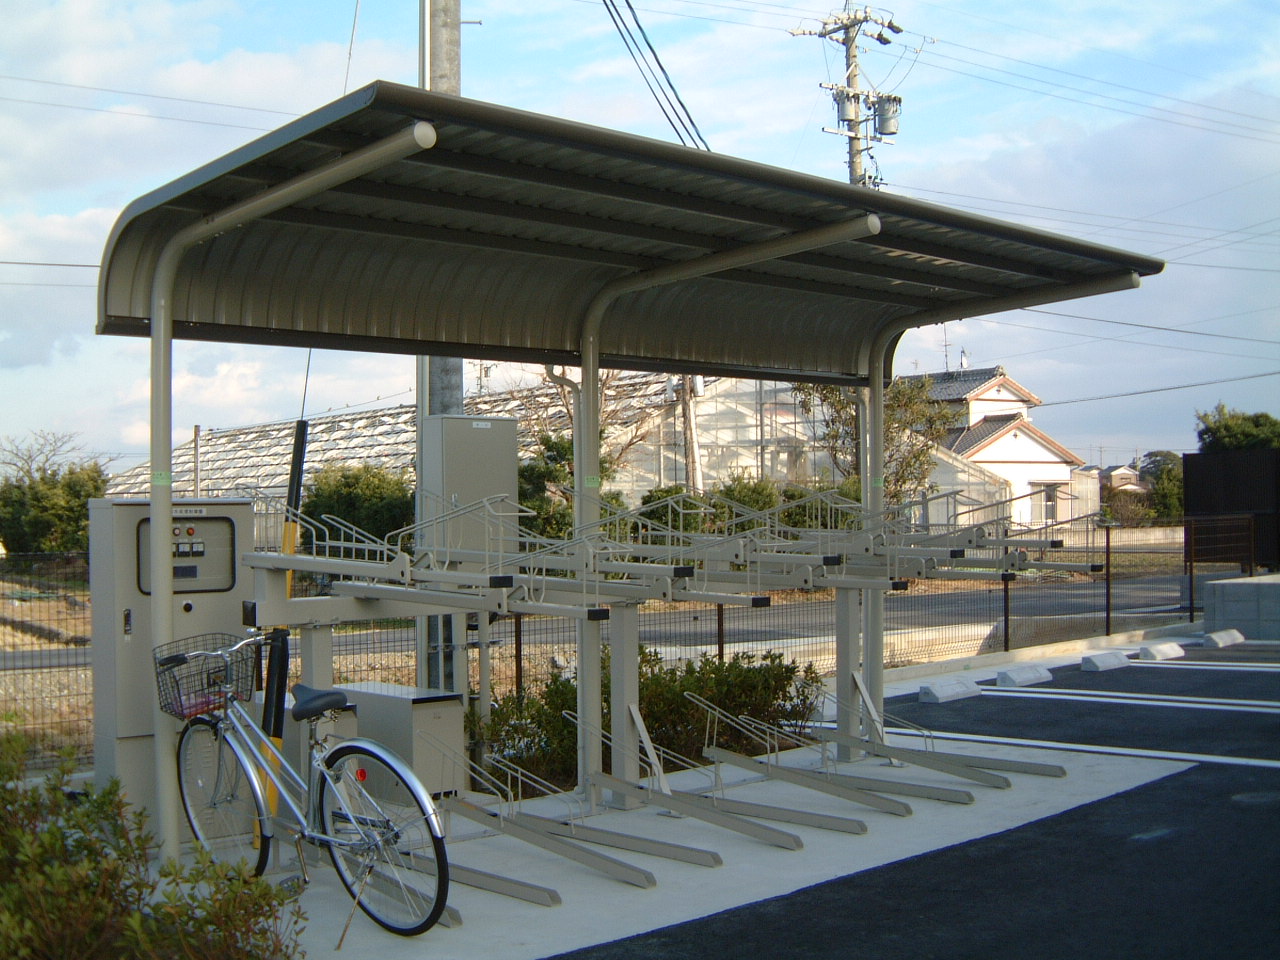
99, 82, 1163, 384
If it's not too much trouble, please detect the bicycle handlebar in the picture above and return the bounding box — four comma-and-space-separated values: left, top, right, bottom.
156, 628, 288, 669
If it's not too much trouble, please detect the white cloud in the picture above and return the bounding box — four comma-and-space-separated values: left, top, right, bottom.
1, 0, 1276, 470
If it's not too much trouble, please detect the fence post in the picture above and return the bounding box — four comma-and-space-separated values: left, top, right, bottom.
1248, 514, 1256, 576
1002, 555, 1011, 653
514, 613, 524, 698
716, 603, 725, 662
1104, 523, 1112, 636
1187, 518, 1196, 623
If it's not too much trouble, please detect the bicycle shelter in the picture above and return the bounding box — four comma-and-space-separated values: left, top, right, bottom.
97, 81, 1163, 853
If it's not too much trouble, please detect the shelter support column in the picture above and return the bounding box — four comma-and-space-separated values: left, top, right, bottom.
863, 344, 888, 737
578, 619, 603, 810
833, 586, 861, 761
574, 214, 881, 794
609, 603, 642, 808
148, 252, 179, 855
855, 269, 1142, 731
144, 121, 438, 853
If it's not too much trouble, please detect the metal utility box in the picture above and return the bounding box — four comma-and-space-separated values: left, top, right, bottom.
89, 498, 255, 810
420, 415, 518, 557
337, 682, 466, 795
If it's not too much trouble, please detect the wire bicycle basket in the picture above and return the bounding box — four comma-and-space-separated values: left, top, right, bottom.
153, 633, 258, 720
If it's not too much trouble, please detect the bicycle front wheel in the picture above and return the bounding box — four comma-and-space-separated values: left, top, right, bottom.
177, 717, 270, 875
319, 743, 448, 936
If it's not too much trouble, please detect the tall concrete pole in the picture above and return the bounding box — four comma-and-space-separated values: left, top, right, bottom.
842, 25, 864, 186
417, 1, 465, 691
421, 0, 464, 416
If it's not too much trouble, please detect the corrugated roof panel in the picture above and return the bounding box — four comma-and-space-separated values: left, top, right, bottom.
99, 82, 1162, 385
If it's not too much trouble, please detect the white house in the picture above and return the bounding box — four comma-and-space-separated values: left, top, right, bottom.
910, 367, 1087, 526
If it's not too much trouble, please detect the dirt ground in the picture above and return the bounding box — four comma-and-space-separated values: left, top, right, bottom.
1, 578, 91, 650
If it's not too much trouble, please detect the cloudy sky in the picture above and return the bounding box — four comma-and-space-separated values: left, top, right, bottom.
1, 0, 1277, 475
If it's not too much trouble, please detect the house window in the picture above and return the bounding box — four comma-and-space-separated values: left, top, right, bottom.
1030, 483, 1059, 523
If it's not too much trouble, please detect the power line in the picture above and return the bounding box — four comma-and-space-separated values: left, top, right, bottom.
908, 36, 1280, 129
885, 54, 1280, 146
898, 44, 1280, 141
1038, 370, 1280, 407
601, 0, 711, 149
972, 318, 1279, 366
1022, 308, 1279, 346
0, 260, 98, 268
884, 178, 1280, 252
1176, 262, 1280, 273
0, 73, 297, 116
0, 94, 273, 132
0, 281, 96, 288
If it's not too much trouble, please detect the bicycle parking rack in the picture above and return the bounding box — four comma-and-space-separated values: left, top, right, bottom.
413, 727, 731, 905
566, 711, 811, 850
239, 481, 1091, 825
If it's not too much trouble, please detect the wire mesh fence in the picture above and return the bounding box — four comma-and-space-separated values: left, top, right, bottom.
0, 515, 1260, 770
0, 553, 93, 770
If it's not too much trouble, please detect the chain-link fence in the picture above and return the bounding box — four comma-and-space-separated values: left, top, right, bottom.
0, 516, 1261, 769
0, 553, 93, 770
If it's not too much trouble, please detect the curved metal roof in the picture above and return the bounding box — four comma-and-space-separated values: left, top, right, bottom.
99, 81, 1163, 384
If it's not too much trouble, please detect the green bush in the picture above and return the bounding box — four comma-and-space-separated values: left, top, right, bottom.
479, 647, 823, 788
636, 649, 824, 765
0, 735, 305, 960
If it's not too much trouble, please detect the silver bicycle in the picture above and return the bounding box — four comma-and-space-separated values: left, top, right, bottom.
154, 629, 449, 936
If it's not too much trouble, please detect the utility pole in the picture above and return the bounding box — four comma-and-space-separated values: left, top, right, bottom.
792, 5, 904, 188
417, 1, 464, 692
794, 6, 906, 755
419, 0, 464, 416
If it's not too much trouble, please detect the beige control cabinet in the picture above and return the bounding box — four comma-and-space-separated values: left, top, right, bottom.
89, 498, 255, 811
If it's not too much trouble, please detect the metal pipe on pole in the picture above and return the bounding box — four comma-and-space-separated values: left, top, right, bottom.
147, 121, 438, 853
573, 214, 881, 795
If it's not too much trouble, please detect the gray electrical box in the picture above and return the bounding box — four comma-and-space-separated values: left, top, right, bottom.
336, 682, 466, 795
420, 415, 518, 559
89, 498, 255, 811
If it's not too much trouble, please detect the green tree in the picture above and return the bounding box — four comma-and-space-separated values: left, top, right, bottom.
791, 376, 962, 504
0, 432, 108, 553
712, 473, 781, 528
1139, 449, 1183, 520
1196, 403, 1280, 452
517, 433, 624, 539
518, 433, 576, 539
300, 463, 415, 542
1102, 487, 1154, 526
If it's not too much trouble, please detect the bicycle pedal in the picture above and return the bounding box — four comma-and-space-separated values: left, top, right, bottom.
276, 875, 308, 899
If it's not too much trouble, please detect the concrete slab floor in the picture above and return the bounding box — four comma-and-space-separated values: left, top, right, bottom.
287, 742, 1189, 960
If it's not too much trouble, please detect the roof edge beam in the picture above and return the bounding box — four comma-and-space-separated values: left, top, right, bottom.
143, 119, 438, 856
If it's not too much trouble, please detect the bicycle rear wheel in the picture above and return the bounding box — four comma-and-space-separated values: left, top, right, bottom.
319, 743, 448, 936
177, 717, 270, 875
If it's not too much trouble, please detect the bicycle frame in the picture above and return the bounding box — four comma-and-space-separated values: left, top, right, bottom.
210, 693, 446, 852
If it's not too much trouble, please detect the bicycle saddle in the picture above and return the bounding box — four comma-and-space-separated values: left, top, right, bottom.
290, 683, 349, 721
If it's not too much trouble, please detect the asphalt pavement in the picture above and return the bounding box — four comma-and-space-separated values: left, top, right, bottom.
543, 641, 1280, 960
